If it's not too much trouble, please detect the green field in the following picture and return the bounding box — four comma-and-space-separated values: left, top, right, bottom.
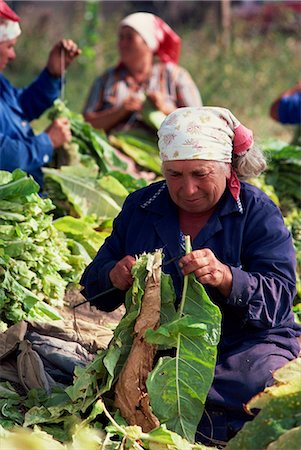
5, 1, 301, 143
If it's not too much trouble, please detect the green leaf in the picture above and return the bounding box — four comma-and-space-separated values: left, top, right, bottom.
141, 98, 167, 130
109, 135, 162, 174
246, 358, 301, 412
113, 131, 160, 155
0, 171, 13, 186
0, 170, 39, 199
273, 358, 301, 387
97, 174, 129, 206
85, 399, 104, 423
26, 301, 63, 321
94, 129, 128, 170
0, 382, 22, 401
227, 359, 301, 450
43, 168, 121, 221
54, 216, 108, 252
146, 274, 221, 442
108, 170, 147, 193
147, 424, 190, 448
0, 425, 68, 448
266, 426, 301, 450
227, 391, 301, 450
0, 399, 24, 425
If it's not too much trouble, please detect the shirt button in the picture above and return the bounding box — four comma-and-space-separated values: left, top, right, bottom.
238, 298, 242, 303
21, 121, 27, 127
43, 154, 49, 163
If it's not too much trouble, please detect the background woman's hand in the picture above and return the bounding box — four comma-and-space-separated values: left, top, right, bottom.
47, 39, 81, 77
122, 94, 144, 113
179, 248, 233, 297
45, 117, 72, 149
147, 91, 175, 115
109, 255, 136, 290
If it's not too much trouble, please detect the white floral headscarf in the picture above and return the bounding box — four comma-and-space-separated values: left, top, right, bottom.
0, 18, 21, 42
158, 106, 254, 200
0, 0, 21, 43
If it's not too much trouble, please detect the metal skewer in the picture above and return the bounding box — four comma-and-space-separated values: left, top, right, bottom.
73, 254, 182, 309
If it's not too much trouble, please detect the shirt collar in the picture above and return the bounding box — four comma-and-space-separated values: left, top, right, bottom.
140, 181, 244, 216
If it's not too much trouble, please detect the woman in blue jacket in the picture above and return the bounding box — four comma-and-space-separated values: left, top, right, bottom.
81, 106, 301, 445
0, 0, 80, 187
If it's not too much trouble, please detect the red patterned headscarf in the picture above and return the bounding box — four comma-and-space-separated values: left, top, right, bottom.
120, 12, 181, 64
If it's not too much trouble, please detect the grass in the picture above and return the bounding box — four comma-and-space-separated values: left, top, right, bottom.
6, 1, 301, 143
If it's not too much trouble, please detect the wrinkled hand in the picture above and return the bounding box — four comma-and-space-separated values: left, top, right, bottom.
47, 39, 81, 77
147, 91, 175, 115
45, 117, 72, 149
122, 94, 144, 113
109, 256, 136, 291
179, 248, 233, 297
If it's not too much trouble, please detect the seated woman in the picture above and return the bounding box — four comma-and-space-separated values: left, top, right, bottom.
81, 106, 301, 445
83, 12, 202, 133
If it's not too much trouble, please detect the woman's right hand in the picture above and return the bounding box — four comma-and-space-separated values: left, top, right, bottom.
109, 255, 136, 290
123, 94, 144, 113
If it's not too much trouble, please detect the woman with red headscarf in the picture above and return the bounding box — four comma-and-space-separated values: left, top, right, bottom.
0, 0, 80, 188
83, 12, 202, 133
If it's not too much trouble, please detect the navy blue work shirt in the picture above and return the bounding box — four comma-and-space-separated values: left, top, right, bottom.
279, 91, 301, 124
0, 69, 61, 187
81, 180, 301, 437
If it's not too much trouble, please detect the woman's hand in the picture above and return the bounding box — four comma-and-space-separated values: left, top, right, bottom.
47, 39, 81, 77
45, 117, 72, 149
179, 248, 233, 297
147, 91, 175, 115
109, 256, 136, 290
123, 94, 144, 113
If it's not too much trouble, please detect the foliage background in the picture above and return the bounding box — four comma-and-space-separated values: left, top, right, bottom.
5, 0, 301, 144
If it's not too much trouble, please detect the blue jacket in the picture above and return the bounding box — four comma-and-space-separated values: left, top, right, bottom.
81, 180, 301, 427
279, 91, 301, 124
0, 69, 61, 187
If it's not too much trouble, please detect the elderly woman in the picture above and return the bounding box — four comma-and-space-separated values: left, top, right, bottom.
80, 107, 301, 444
0, 0, 80, 188
83, 12, 202, 133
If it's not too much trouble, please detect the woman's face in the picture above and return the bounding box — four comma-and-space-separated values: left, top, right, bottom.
163, 159, 230, 213
118, 26, 151, 66
0, 38, 17, 72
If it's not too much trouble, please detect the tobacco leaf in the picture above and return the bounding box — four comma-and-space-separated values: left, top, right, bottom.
114, 252, 162, 431
145, 274, 221, 442
227, 358, 301, 450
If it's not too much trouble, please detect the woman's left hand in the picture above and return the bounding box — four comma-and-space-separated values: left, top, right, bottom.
47, 39, 81, 77
179, 248, 233, 297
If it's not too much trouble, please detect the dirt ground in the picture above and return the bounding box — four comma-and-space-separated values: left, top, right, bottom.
59, 286, 125, 352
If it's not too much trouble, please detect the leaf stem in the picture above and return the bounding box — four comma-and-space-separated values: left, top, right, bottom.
101, 401, 145, 450
179, 235, 191, 317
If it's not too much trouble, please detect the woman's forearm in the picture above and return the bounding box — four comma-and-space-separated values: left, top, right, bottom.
84, 107, 130, 132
